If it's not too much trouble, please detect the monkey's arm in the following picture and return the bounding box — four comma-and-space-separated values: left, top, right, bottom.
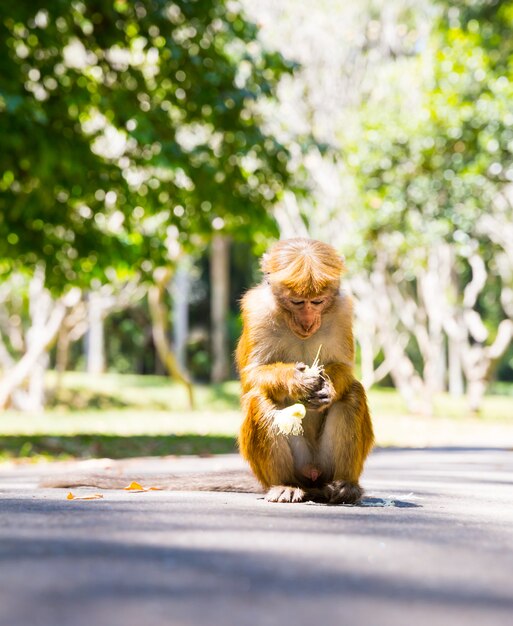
323, 362, 355, 399
242, 362, 319, 403
236, 308, 319, 402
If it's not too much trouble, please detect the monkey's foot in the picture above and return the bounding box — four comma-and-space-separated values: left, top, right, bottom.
266, 486, 306, 503
324, 481, 363, 505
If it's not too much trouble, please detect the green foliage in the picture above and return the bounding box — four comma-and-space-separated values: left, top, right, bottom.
0, 0, 297, 290
340, 0, 513, 346
328, 0, 513, 384
348, 0, 513, 260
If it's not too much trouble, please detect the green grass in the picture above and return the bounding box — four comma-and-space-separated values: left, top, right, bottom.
48, 371, 241, 413
0, 373, 242, 462
0, 372, 512, 462
370, 385, 513, 423
0, 434, 237, 462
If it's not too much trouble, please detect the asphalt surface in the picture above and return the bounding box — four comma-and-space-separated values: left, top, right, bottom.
1, 447, 512, 626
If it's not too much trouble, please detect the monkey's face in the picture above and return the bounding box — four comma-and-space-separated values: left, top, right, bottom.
280, 292, 334, 339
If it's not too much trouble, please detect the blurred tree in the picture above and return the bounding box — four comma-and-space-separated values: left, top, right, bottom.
346, 0, 513, 411
210, 233, 230, 383
0, 0, 304, 409
0, 0, 295, 288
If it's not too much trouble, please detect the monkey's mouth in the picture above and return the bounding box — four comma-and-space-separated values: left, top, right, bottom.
291, 324, 320, 339
292, 326, 319, 339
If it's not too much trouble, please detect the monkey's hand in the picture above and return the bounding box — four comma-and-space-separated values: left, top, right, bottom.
304, 374, 336, 411
289, 362, 324, 401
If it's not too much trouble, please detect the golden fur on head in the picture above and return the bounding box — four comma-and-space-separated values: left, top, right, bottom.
261, 238, 345, 298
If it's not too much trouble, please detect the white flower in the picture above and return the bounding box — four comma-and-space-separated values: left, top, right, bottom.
274, 403, 306, 435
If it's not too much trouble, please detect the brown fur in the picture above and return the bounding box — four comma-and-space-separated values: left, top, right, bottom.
262, 238, 346, 298
237, 238, 374, 504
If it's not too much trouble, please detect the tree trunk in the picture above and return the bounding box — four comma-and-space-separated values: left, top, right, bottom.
210, 235, 231, 383
448, 336, 464, 397
467, 378, 486, 414
171, 257, 191, 371
0, 268, 80, 411
383, 337, 431, 415
0, 301, 67, 410
148, 267, 194, 408
463, 319, 513, 413
369, 263, 433, 414
85, 291, 105, 374
56, 328, 71, 375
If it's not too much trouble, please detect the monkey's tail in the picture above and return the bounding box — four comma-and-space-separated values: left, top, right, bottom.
40, 470, 263, 494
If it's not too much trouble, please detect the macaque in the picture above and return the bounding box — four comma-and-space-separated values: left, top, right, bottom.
236, 238, 374, 504
42, 238, 372, 504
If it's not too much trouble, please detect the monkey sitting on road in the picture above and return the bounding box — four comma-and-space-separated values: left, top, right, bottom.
237, 238, 374, 504
42, 238, 373, 505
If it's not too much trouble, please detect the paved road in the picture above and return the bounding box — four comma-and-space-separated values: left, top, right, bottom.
1, 447, 512, 626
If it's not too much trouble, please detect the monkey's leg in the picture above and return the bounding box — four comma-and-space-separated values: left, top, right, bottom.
317, 380, 374, 504
239, 392, 311, 503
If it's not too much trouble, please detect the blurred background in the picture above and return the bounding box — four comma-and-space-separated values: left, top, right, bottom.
1, 0, 513, 462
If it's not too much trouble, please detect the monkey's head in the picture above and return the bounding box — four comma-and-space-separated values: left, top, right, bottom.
262, 238, 345, 339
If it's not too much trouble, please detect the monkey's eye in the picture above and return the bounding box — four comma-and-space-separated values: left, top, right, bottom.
311, 300, 324, 306
291, 300, 304, 306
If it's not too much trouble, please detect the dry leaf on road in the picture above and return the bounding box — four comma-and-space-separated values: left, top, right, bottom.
66, 492, 104, 501
123, 481, 162, 492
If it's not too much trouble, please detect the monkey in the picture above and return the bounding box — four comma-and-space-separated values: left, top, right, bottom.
41, 238, 373, 505
236, 237, 374, 504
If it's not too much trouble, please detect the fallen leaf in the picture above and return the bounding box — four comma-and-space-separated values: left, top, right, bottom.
124, 481, 145, 491
123, 481, 163, 492
67, 492, 104, 501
